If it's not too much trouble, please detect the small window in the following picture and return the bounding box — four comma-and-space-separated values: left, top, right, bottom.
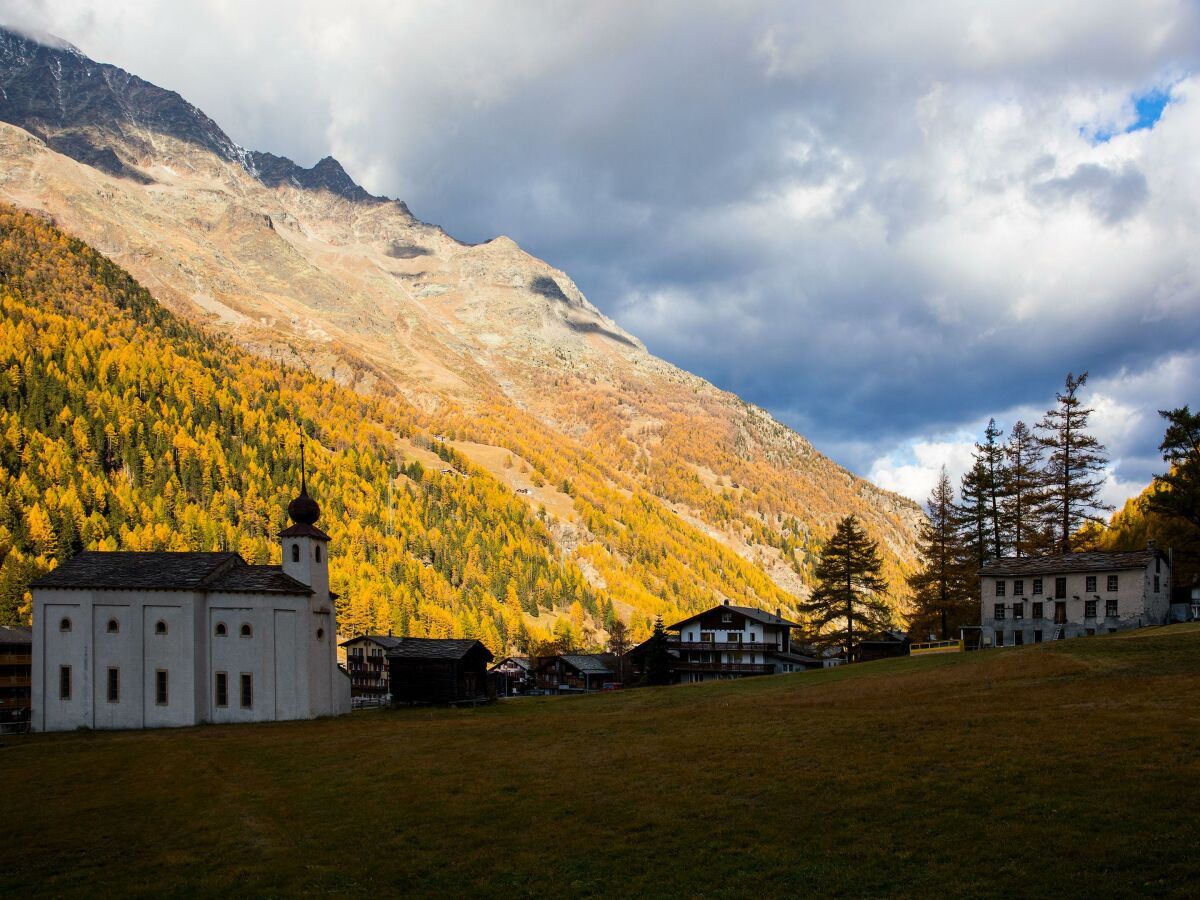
1013, 580, 1024, 597
994, 631, 1005, 647
155, 620, 168, 636
107, 667, 120, 704
316, 628, 325, 640
995, 581, 1006, 597
1106, 598, 1118, 617
994, 603, 1006, 620
1085, 575, 1097, 593
1032, 602, 1044, 619
1033, 630, 1043, 643
1014, 631, 1024, 646
1013, 602, 1024, 620
155, 670, 169, 706
215, 672, 228, 707
59, 665, 71, 700
240, 673, 253, 709
314, 545, 322, 563
240, 623, 252, 639
1107, 575, 1119, 592
1153, 575, 1160, 594
1085, 600, 1097, 618
59, 617, 72, 633
1055, 577, 1067, 599
107, 619, 119, 634
291, 543, 300, 563
215, 622, 227, 637
721, 612, 732, 623
1032, 579, 1043, 596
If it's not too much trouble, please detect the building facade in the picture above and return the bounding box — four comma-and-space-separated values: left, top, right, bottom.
341, 635, 401, 699
979, 545, 1172, 648
29, 481, 351, 731
664, 601, 816, 683
0, 625, 32, 727
387, 638, 494, 705
533, 653, 618, 693
489, 656, 533, 695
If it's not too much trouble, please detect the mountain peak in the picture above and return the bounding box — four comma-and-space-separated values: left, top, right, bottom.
0, 24, 390, 205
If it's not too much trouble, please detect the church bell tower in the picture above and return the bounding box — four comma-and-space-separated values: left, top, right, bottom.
280, 443, 330, 599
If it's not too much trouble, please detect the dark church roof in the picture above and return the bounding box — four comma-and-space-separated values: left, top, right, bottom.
386, 638, 494, 662
29, 552, 312, 595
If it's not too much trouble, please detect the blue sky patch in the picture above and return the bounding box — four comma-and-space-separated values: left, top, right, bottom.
1089, 87, 1172, 142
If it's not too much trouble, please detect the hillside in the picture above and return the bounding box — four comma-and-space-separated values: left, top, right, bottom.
1088, 478, 1200, 588
2, 626, 1199, 896
0, 25, 922, 626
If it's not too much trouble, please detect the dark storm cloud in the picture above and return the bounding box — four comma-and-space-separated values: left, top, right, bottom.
5, 0, 1200, 500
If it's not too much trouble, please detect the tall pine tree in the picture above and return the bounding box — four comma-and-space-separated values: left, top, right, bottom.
800, 516, 891, 661
976, 418, 1009, 558
1036, 372, 1112, 553
959, 459, 993, 568
906, 468, 975, 640
1002, 419, 1044, 557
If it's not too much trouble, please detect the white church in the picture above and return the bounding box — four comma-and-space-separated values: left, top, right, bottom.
29, 474, 351, 731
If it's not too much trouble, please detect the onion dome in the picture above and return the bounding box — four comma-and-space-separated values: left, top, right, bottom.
288, 488, 320, 525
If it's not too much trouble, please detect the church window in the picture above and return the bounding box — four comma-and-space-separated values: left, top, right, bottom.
155, 670, 169, 706
107, 619, 119, 634
315, 545, 322, 563
155, 620, 168, 635
59, 617, 72, 633
59, 665, 71, 700
215, 622, 227, 637
240, 623, 253, 638
316, 628, 325, 640
240, 673, 253, 709
107, 667, 120, 703
215, 672, 228, 707
292, 543, 300, 563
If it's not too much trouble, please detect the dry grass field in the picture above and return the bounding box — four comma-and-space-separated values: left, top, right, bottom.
3, 625, 1199, 897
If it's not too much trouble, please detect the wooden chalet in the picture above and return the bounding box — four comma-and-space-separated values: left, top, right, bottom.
340, 634, 403, 699
488, 656, 533, 696
853, 631, 911, 663
534, 653, 619, 693
386, 638, 494, 705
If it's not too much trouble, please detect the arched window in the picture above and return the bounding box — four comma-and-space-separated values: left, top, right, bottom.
107, 619, 120, 634
59, 617, 72, 633
316, 628, 325, 641
155, 621, 168, 636
291, 543, 300, 563
314, 545, 322, 563
215, 622, 227, 637
240, 623, 252, 638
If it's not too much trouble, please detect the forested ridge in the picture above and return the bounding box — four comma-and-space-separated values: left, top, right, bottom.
0, 204, 814, 648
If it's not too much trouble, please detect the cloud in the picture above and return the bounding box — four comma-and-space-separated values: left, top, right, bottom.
3, 1, 1199, 511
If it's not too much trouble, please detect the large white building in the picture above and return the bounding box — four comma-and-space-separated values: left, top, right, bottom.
978, 544, 1173, 647
29, 480, 351, 731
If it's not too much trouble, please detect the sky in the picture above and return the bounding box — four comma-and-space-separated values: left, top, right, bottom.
6, 1, 1200, 510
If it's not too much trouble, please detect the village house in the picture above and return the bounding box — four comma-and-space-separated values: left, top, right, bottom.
387, 638, 494, 705
0, 625, 32, 729
489, 656, 533, 695
630, 601, 818, 684
979, 543, 1173, 647
533, 653, 618, 693
340, 634, 402, 700
27, 476, 351, 731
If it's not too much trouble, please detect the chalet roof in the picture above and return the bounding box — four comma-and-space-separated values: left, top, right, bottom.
978, 549, 1164, 578
559, 653, 615, 674
667, 602, 801, 632
386, 638, 494, 662
28, 551, 313, 596
490, 656, 531, 671
340, 634, 405, 650
770, 650, 822, 667
0, 625, 32, 645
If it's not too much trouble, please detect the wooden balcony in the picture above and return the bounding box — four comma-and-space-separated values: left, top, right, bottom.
672, 662, 774, 674
669, 640, 781, 652
0, 653, 31, 666
0, 674, 31, 687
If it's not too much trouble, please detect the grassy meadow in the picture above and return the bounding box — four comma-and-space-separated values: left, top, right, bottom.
3, 625, 1200, 897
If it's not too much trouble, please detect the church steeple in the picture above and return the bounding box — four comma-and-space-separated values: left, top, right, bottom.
287, 439, 321, 526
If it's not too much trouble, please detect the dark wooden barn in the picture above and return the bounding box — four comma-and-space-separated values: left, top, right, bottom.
854, 631, 911, 663
386, 638, 495, 705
